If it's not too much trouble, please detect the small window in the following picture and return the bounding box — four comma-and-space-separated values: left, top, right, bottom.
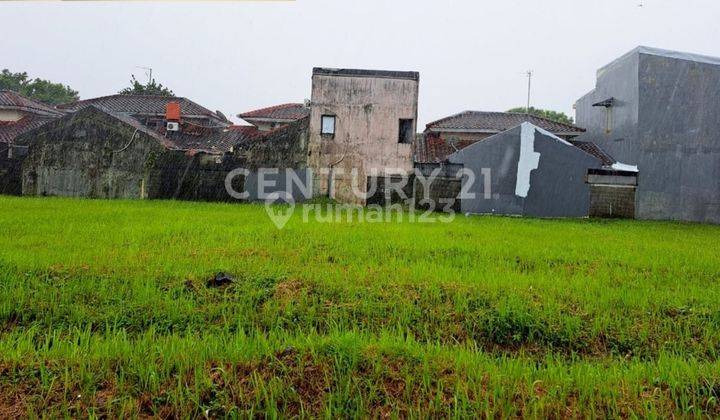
398, 119, 414, 144
321, 115, 336, 136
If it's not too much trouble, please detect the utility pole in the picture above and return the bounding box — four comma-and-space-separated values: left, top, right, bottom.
526, 70, 533, 114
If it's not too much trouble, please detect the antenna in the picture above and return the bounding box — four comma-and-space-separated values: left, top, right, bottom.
525, 70, 533, 114
136, 66, 153, 87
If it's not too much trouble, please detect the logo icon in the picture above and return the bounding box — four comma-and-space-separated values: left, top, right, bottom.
264, 191, 295, 229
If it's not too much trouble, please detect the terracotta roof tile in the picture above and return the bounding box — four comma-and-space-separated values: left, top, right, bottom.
238, 103, 309, 122
414, 132, 476, 163
568, 140, 616, 166
0, 90, 64, 117
0, 115, 57, 144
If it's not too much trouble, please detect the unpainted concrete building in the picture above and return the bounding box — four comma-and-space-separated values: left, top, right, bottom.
575, 46, 720, 224
308, 68, 419, 204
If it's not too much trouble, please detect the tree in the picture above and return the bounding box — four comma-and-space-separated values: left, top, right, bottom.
507, 106, 574, 125
119, 75, 174, 96
0, 69, 79, 105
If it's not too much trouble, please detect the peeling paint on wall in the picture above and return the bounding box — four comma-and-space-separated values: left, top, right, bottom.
515, 123, 541, 198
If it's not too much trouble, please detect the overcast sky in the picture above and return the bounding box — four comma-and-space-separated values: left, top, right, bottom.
2, 0, 719, 126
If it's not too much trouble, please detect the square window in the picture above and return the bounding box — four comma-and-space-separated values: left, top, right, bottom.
321, 115, 336, 135
398, 119, 414, 144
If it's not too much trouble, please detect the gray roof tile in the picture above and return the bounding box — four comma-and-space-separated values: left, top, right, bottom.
57, 94, 222, 120
426, 111, 585, 134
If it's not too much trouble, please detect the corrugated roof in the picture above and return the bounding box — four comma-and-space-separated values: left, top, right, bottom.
425, 111, 585, 134
0, 90, 64, 117
238, 103, 309, 122
57, 94, 223, 121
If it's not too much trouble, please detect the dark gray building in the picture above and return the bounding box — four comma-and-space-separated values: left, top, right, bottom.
447, 123, 603, 217
575, 46, 720, 224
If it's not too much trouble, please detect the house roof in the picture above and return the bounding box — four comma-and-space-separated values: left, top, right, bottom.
568, 140, 616, 166
425, 111, 585, 135
0, 115, 57, 144
62, 105, 297, 154
156, 124, 257, 154
92, 106, 253, 154
57, 94, 223, 121
0, 90, 64, 117
414, 132, 476, 164
238, 103, 309, 123
313, 67, 420, 81
155, 122, 305, 155
12, 102, 305, 158
415, 129, 615, 165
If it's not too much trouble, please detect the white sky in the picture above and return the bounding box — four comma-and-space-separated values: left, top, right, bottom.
2, 0, 719, 126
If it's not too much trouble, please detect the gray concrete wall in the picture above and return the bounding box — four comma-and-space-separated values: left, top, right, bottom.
450, 127, 523, 216
575, 48, 720, 223
0, 151, 22, 195
365, 175, 414, 207
224, 118, 313, 202
19, 108, 165, 199
232, 118, 310, 172
413, 176, 461, 213
589, 185, 636, 218
574, 51, 640, 164
636, 53, 720, 223
449, 123, 601, 217
18, 108, 314, 203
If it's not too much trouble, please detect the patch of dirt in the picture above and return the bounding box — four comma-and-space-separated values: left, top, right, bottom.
205, 347, 332, 417
0, 389, 26, 419
92, 381, 119, 410
273, 279, 306, 305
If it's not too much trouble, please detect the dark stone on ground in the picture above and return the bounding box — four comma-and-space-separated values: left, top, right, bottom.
207, 272, 234, 288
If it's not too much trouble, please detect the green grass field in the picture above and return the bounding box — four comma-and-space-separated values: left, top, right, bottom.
1, 196, 719, 418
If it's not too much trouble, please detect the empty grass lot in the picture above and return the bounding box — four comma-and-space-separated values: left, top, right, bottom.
1, 196, 720, 417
